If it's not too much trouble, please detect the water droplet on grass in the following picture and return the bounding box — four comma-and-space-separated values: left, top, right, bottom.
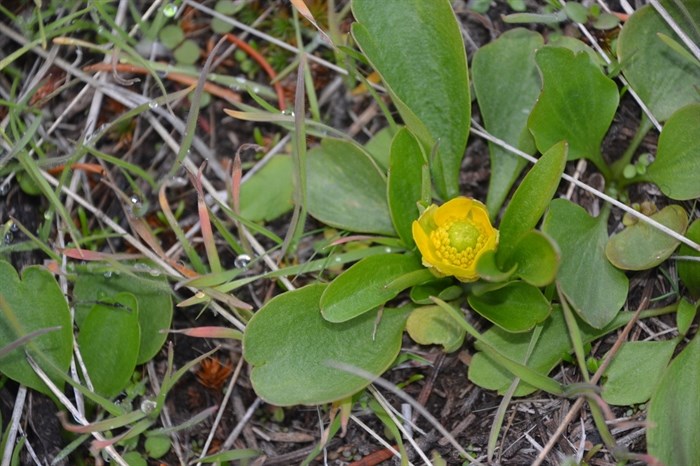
234, 254, 251, 268
162, 4, 178, 17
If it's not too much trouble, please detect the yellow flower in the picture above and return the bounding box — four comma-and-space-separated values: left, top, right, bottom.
412, 197, 498, 282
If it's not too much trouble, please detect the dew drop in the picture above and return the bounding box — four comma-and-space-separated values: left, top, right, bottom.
234, 254, 251, 269
140, 398, 157, 414
43, 211, 52, 220
384, 247, 392, 253
252, 86, 260, 93
103, 271, 113, 278
10, 222, 18, 232
162, 3, 178, 17
148, 101, 158, 109
148, 269, 161, 277
0, 179, 9, 196
3, 231, 13, 245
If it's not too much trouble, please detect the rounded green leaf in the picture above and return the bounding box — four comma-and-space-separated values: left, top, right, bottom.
306, 138, 394, 235
542, 199, 628, 328
507, 230, 560, 287
605, 204, 688, 270
528, 46, 618, 174
678, 219, 700, 298
211, 0, 238, 34
0, 261, 73, 395
618, 5, 700, 122
406, 305, 465, 352
159, 24, 184, 49
351, 0, 470, 199
472, 28, 543, 218
644, 104, 700, 200
677, 298, 697, 338
388, 128, 425, 248
469, 308, 632, 395
467, 281, 551, 333
240, 155, 294, 222
648, 333, 700, 465
78, 292, 140, 398
320, 254, 424, 323
73, 263, 172, 364
174, 39, 201, 65
244, 284, 410, 405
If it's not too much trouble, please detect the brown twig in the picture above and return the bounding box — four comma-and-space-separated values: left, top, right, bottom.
225, 33, 287, 110
82, 63, 241, 104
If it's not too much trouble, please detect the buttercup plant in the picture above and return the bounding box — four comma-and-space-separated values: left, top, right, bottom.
413, 197, 499, 282
1, 0, 699, 464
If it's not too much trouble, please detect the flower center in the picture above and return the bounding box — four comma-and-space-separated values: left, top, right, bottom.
430, 218, 486, 267
448, 221, 480, 251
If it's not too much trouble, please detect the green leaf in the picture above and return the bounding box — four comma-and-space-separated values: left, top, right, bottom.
528, 46, 618, 175
472, 28, 543, 218
240, 155, 294, 222
78, 292, 140, 398
468, 281, 551, 333
618, 5, 700, 122
364, 126, 394, 170
320, 254, 425, 323
469, 308, 631, 395
73, 263, 172, 364
173, 39, 201, 65
244, 284, 410, 405
475, 250, 517, 283
406, 305, 465, 352
158, 24, 184, 49
0, 261, 73, 396
409, 278, 462, 305
351, 0, 470, 199
677, 298, 697, 338
306, 138, 394, 235
542, 200, 628, 328
678, 219, 700, 298
496, 140, 567, 267
648, 333, 700, 465
211, 0, 239, 34
602, 340, 677, 406
643, 104, 700, 200
507, 230, 560, 287
605, 204, 688, 270
388, 128, 425, 248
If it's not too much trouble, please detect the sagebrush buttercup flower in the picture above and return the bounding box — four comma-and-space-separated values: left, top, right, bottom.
412, 197, 498, 282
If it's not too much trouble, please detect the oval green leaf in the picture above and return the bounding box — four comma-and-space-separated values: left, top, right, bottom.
321, 254, 424, 323
73, 263, 172, 364
78, 292, 140, 398
240, 155, 294, 222
406, 305, 465, 353
508, 230, 560, 287
0, 261, 73, 396
468, 281, 551, 333
472, 28, 543, 217
351, 0, 470, 199
605, 204, 688, 270
542, 199, 628, 328
528, 46, 618, 174
469, 308, 632, 395
678, 219, 700, 298
388, 128, 425, 248
244, 284, 410, 405
648, 333, 700, 465
618, 5, 700, 122
602, 340, 676, 406
496, 140, 567, 267
644, 104, 700, 200
306, 138, 394, 235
